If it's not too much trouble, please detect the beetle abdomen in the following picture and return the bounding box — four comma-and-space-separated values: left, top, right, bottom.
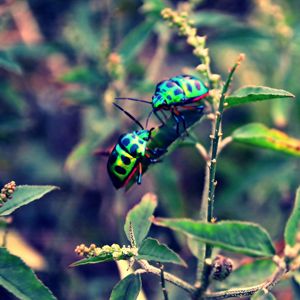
170, 75, 209, 104
107, 145, 137, 189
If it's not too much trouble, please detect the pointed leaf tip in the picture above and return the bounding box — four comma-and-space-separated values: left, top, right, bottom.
0, 185, 59, 216
226, 86, 295, 108
124, 193, 158, 246
137, 238, 187, 267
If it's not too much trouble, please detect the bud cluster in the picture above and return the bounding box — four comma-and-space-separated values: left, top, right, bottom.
106, 52, 125, 80
74, 243, 138, 260
0, 181, 16, 207
161, 7, 221, 93
255, 0, 293, 44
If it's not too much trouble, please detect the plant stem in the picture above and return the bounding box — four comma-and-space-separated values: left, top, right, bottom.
138, 260, 196, 294
197, 56, 244, 296
159, 263, 169, 300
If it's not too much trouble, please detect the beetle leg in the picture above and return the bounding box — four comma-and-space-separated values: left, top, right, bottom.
137, 162, 143, 185
172, 107, 188, 137
147, 147, 167, 157
153, 110, 166, 126
160, 110, 168, 121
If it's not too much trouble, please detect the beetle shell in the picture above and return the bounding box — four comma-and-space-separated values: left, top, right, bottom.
107, 130, 150, 189
152, 75, 209, 109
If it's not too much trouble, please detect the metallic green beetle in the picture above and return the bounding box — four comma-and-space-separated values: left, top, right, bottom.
107, 103, 163, 189
116, 74, 209, 134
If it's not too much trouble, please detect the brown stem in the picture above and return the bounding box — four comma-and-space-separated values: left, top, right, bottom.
137, 260, 196, 295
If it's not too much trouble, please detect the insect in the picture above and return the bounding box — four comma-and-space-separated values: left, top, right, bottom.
116, 75, 209, 135
107, 103, 164, 189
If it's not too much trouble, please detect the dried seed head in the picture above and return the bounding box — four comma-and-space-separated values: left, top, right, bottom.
211, 255, 233, 281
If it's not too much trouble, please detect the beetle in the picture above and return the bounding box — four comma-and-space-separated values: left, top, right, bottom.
107, 103, 164, 189
116, 74, 209, 134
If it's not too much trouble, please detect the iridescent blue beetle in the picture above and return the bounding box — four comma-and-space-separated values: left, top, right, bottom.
116, 74, 209, 133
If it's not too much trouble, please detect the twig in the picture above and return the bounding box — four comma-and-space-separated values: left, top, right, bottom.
195, 143, 210, 161
159, 263, 169, 300
137, 260, 196, 295
217, 136, 233, 155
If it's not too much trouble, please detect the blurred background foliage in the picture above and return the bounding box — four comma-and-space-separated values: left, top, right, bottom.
0, 0, 299, 299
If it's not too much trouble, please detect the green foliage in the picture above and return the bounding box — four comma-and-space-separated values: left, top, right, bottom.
110, 274, 141, 300
214, 260, 276, 291
0, 248, 56, 300
124, 194, 157, 246
118, 19, 156, 65
285, 187, 300, 246
153, 218, 275, 257
137, 237, 186, 266
0, 185, 58, 216
0, 50, 22, 75
70, 254, 116, 267
1, 0, 299, 299
232, 123, 300, 157
225, 86, 294, 108
251, 290, 276, 300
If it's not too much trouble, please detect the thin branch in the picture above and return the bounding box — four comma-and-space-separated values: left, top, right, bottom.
217, 136, 233, 155
159, 263, 169, 300
202, 256, 287, 299
195, 143, 210, 161
137, 260, 196, 295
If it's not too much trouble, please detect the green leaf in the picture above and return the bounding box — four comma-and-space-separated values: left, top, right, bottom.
59, 67, 100, 85
0, 248, 56, 300
285, 187, 300, 246
251, 290, 276, 300
232, 123, 300, 157
70, 251, 135, 267
70, 254, 114, 267
214, 259, 276, 291
110, 274, 141, 300
118, 19, 155, 64
225, 86, 294, 108
0, 185, 58, 216
152, 159, 185, 217
153, 218, 275, 257
0, 51, 22, 75
192, 11, 242, 28
137, 238, 186, 266
124, 193, 157, 247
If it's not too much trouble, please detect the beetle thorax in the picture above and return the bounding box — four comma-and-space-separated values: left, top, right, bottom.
119, 131, 148, 157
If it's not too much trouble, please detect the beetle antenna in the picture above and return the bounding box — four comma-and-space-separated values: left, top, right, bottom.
145, 110, 153, 129
113, 103, 144, 130
115, 97, 152, 104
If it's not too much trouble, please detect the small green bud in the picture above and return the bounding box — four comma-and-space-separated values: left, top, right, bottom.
111, 243, 121, 251
102, 245, 112, 252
